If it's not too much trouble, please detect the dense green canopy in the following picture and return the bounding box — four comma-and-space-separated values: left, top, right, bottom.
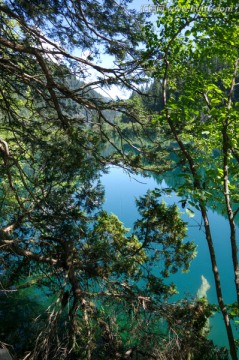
1, 0, 239, 359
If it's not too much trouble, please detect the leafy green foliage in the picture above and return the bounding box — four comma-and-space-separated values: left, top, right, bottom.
134, 190, 196, 277
0, 0, 232, 358
141, 1, 239, 358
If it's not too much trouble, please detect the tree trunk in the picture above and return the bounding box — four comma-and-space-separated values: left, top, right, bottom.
162, 60, 238, 359
200, 204, 238, 360
223, 125, 239, 305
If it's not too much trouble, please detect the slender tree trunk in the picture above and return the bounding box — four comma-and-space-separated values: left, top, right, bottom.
168, 117, 238, 359
200, 204, 238, 360
223, 125, 239, 305
162, 58, 238, 359
222, 58, 239, 306
66, 241, 93, 358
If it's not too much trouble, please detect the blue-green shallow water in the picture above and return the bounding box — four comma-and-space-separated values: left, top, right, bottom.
100, 166, 239, 352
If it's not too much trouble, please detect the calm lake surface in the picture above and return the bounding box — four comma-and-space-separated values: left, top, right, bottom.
101, 166, 238, 351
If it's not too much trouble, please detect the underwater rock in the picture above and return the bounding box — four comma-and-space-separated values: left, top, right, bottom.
196, 275, 210, 299
0, 349, 12, 360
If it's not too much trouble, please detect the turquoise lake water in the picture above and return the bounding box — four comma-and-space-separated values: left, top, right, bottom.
100, 166, 239, 351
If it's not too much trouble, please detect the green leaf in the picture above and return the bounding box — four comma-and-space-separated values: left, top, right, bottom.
186, 208, 195, 218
